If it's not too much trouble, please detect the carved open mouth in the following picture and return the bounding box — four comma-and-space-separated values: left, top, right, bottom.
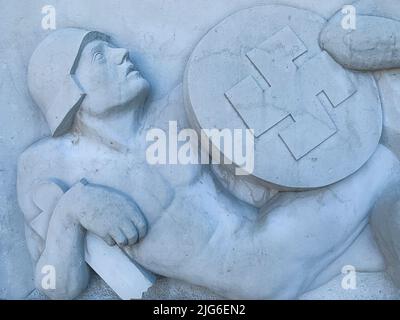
126, 64, 136, 77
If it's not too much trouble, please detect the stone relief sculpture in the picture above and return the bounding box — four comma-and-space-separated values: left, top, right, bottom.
16, 1, 400, 299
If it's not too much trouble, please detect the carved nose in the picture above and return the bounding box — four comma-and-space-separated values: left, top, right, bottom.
112, 47, 129, 65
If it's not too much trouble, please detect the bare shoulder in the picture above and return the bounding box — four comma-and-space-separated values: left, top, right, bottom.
19, 135, 75, 165
17, 134, 78, 189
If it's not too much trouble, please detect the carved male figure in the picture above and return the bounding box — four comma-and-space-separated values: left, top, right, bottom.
17, 0, 400, 299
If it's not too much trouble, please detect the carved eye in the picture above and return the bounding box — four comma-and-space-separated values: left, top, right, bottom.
93, 52, 105, 63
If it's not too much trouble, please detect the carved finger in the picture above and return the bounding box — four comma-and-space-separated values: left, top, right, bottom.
128, 210, 148, 240
120, 221, 139, 246
109, 228, 128, 247
103, 234, 116, 246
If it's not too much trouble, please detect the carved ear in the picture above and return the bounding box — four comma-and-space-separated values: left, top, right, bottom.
31, 182, 65, 240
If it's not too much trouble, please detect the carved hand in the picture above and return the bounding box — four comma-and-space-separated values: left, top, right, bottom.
56, 180, 148, 247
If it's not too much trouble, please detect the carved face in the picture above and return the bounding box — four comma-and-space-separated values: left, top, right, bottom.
75, 40, 150, 116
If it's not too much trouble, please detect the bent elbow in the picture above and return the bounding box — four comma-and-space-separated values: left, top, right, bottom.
34, 264, 90, 300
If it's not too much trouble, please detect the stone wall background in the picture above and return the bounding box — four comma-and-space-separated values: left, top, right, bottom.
0, 0, 362, 299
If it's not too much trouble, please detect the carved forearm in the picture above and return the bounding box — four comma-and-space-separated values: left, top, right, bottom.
31, 179, 151, 299
35, 195, 90, 300
320, 7, 400, 70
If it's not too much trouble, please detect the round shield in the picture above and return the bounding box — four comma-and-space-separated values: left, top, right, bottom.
184, 5, 382, 190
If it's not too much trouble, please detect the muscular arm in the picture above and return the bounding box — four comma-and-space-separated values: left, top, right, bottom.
35, 197, 89, 300
18, 176, 148, 300
320, 0, 400, 71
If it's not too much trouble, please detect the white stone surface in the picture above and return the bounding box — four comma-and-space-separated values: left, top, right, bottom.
320, 0, 400, 71
376, 70, 400, 159
184, 4, 382, 190
2, 0, 400, 300
85, 233, 156, 300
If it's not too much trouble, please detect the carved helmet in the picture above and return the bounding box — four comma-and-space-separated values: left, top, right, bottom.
28, 28, 110, 137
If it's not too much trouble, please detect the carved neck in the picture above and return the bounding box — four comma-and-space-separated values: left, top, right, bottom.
73, 106, 144, 152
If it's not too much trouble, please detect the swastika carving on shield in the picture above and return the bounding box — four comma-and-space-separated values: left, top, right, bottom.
225, 26, 357, 160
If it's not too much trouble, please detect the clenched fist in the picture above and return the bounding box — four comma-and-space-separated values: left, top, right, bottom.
56, 179, 148, 247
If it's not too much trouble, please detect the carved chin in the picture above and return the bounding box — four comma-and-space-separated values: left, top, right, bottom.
126, 78, 150, 106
